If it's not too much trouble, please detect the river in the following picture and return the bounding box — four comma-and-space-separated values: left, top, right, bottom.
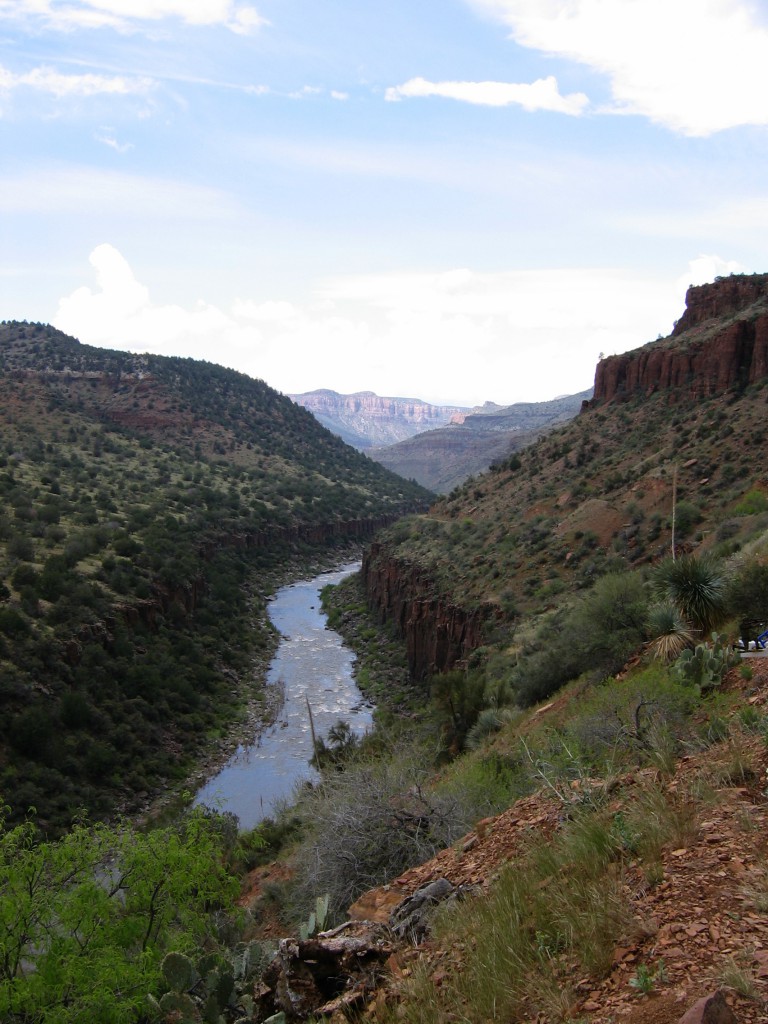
193, 561, 372, 829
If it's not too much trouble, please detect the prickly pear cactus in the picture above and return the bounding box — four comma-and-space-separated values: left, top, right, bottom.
161, 951, 196, 994
298, 893, 331, 940
673, 633, 739, 693
158, 990, 201, 1022
202, 966, 234, 1019
314, 893, 329, 933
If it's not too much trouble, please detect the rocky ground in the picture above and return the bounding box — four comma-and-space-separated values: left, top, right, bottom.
240, 660, 768, 1024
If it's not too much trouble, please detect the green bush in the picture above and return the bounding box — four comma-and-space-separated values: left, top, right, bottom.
0, 809, 237, 1024
735, 489, 768, 516
512, 572, 649, 706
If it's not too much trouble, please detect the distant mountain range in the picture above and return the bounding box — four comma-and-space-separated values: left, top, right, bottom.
367, 390, 592, 493
290, 387, 592, 493
287, 389, 469, 448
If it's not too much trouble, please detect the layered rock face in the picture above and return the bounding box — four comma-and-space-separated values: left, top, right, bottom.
593, 274, 768, 403
362, 542, 492, 680
288, 389, 468, 448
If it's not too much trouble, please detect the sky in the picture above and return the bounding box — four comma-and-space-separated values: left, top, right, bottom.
1, 1, 767, 407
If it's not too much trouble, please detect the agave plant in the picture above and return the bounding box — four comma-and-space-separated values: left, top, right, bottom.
652, 554, 729, 636
646, 602, 696, 661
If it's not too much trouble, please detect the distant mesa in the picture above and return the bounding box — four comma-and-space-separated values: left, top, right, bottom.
287, 389, 470, 450
366, 390, 591, 493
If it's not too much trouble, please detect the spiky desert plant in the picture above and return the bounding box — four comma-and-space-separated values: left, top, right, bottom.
652, 554, 728, 636
646, 602, 696, 661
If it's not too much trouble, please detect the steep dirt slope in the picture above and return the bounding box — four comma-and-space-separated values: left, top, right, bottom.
366, 668, 768, 1024
242, 665, 768, 1024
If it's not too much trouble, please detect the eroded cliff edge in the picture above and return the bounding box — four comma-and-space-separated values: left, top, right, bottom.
593, 272, 768, 402
362, 541, 493, 681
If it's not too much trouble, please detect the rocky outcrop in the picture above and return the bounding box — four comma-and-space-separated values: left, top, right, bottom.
678, 991, 737, 1024
672, 273, 768, 334
362, 542, 493, 680
288, 389, 469, 449
593, 274, 768, 403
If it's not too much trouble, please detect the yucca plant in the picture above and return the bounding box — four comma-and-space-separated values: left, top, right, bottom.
652, 554, 729, 636
646, 602, 696, 661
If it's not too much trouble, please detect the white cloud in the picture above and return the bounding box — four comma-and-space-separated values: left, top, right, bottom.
95, 130, 133, 152
0, 62, 154, 97
467, 0, 768, 135
385, 74, 588, 115
0, 0, 267, 34
53, 245, 725, 407
57, 245, 233, 351
676, 254, 745, 289
287, 85, 323, 99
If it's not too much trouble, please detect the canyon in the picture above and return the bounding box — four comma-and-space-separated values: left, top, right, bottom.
360, 273, 768, 683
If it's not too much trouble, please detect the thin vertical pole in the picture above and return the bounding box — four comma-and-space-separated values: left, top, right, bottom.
305, 694, 319, 766
671, 464, 678, 561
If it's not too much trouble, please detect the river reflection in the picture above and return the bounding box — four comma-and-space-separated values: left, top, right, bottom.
194, 562, 371, 829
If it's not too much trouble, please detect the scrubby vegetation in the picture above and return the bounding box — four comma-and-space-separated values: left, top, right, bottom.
5, 288, 768, 1023
0, 807, 241, 1023
0, 321, 431, 828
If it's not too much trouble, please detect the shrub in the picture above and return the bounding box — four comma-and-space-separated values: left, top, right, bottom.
726, 561, 768, 645
653, 554, 729, 636
735, 489, 768, 516
673, 500, 701, 538
512, 572, 649, 706
289, 752, 473, 921
0, 809, 237, 1024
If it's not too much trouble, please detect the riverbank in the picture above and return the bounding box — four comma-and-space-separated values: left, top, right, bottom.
140, 542, 368, 830
320, 571, 427, 719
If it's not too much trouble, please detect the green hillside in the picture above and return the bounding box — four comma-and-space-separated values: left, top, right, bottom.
0, 321, 431, 829
364, 276, 768, 709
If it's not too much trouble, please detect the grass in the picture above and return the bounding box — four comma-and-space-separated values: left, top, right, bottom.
379, 807, 633, 1023
708, 731, 761, 787
374, 766, 731, 1023
718, 958, 761, 1000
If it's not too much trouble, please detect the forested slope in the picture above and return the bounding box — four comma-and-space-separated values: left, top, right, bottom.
0, 321, 431, 828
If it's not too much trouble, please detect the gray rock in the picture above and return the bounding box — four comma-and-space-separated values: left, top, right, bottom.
678, 990, 737, 1024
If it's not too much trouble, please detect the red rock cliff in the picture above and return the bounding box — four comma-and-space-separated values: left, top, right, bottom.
362, 541, 492, 681
593, 273, 768, 403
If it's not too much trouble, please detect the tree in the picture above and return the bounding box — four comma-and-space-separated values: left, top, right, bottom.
0, 809, 238, 1023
